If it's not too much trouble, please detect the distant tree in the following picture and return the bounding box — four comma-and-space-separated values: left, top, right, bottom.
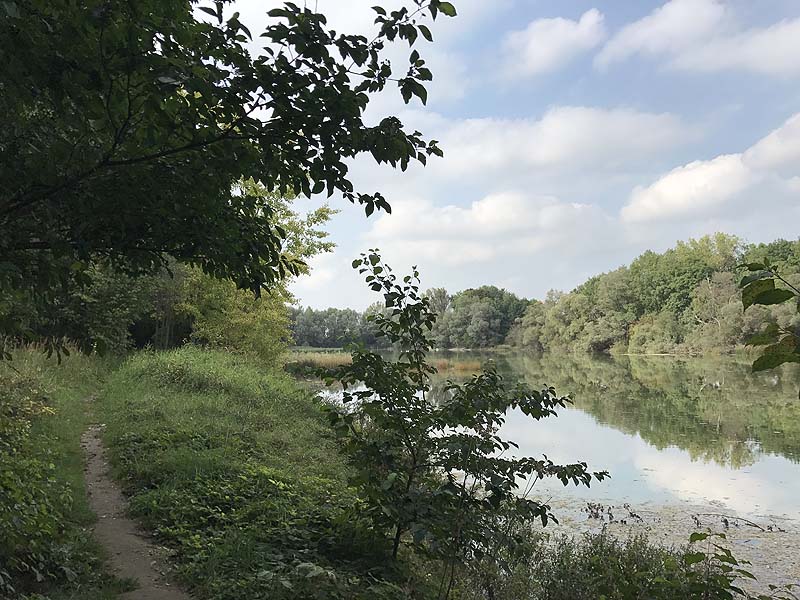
683, 272, 743, 352
507, 234, 790, 356
423, 287, 451, 316
439, 286, 527, 348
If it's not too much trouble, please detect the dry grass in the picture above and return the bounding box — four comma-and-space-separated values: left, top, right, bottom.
285, 352, 482, 374
286, 351, 352, 368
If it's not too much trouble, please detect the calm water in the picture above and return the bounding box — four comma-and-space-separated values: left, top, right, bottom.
425, 353, 800, 519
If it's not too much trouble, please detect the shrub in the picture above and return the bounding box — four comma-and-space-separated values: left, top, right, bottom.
323, 252, 608, 598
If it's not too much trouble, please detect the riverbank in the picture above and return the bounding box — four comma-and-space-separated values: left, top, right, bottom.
4, 346, 798, 599
544, 495, 800, 594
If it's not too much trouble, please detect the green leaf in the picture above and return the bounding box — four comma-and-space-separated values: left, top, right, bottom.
745, 323, 780, 346
684, 552, 706, 565
742, 261, 766, 271
381, 472, 398, 490
751, 288, 796, 307
438, 1, 457, 16
742, 278, 774, 309
419, 24, 433, 42
739, 270, 771, 287
752, 341, 800, 372
689, 532, 709, 543
198, 5, 220, 20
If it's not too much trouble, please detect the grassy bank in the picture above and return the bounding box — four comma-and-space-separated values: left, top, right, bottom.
95, 347, 411, 599
1, 349, 128, 599
5, 346, 785, 599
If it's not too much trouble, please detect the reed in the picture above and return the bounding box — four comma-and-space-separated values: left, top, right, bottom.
286, 351, 352, 368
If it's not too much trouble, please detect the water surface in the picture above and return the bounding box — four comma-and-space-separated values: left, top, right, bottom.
429, 352, 800, 519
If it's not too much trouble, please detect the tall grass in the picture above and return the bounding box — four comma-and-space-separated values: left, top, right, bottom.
285, 350, 352, 369
96, 347, 401, 599
284, 352, 483, 374
1, 347, 128, 599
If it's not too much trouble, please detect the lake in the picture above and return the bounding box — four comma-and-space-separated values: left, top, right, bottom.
425, 352, 800, 520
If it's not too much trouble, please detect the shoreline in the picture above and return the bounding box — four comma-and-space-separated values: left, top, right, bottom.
542, 495, 800, 593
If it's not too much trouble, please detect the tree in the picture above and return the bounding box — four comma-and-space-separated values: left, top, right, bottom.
0, 0, 454, 351
424, 287, 452, 316
323, 251, 606, 597
1, 183, 334, 358
435, 286, 527, 348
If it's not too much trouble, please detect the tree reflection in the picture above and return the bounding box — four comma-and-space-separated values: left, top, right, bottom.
427, 352, 800, 469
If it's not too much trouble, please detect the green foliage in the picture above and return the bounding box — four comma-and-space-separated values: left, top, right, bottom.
681, 532, 798, 600
323, 252, 607, 596
97, 347, 414, 599
154, 263, 293, 362
3, 182, 334, 360
0, 374, 68, 594
0, 0, 452, 352
739, 259, 800, 380
452, 529, 798, 600
510, 234, 800, 355
433, 286, 528, 348
0, 350, 128, 599
289, 306, 389, 349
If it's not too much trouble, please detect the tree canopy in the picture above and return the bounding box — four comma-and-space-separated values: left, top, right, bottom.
0, 0, 454, 350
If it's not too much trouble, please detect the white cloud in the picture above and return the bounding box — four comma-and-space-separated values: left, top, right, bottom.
366, 192, 610, 267
622, 112, 800, 224
744, 113, 800, 177
670, 16, 800, 76
434, 106, 691, 177
503, 9, 606, 77
622, 154, 756, 223
596, 0, 727, 68
597, 0, 800, 77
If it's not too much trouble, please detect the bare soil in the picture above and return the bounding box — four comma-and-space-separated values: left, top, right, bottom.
82, 424, 191, 600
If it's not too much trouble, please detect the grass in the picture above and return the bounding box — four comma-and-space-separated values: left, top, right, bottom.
285, 350, 352, 369
95, 347, 406, 599
284, 351, 483, 375
5, 345, 774, 600
1, 348, 131, 599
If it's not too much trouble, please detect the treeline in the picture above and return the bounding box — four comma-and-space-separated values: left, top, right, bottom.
510, 234, 800, 354
292, 234, 800, 354
289, 285, 528, 349
1, 184, 334, 363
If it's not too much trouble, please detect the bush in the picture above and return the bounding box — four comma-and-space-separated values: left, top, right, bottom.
0, 374, 72, 594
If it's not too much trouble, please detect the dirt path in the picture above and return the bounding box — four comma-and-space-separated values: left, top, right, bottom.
82, 425, 191, 600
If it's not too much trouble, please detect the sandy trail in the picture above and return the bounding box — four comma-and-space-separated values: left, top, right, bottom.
82, 424, 191, 600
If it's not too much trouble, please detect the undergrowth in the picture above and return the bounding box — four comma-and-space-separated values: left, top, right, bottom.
96, 347, 419, 599
0, 349, 129, 600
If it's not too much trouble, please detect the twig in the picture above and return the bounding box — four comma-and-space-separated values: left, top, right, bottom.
694, 512, 782, 532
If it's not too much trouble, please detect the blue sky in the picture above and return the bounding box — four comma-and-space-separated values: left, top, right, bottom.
231, 0, 800, 309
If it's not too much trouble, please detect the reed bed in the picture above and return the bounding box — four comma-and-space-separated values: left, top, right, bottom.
286, 350, 352, 368
285, 352, 482, 375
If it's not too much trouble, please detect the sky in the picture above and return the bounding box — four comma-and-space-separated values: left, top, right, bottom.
229, 0, 800, 309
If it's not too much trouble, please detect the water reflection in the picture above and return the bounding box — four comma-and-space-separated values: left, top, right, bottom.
428, 352, 800, 519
